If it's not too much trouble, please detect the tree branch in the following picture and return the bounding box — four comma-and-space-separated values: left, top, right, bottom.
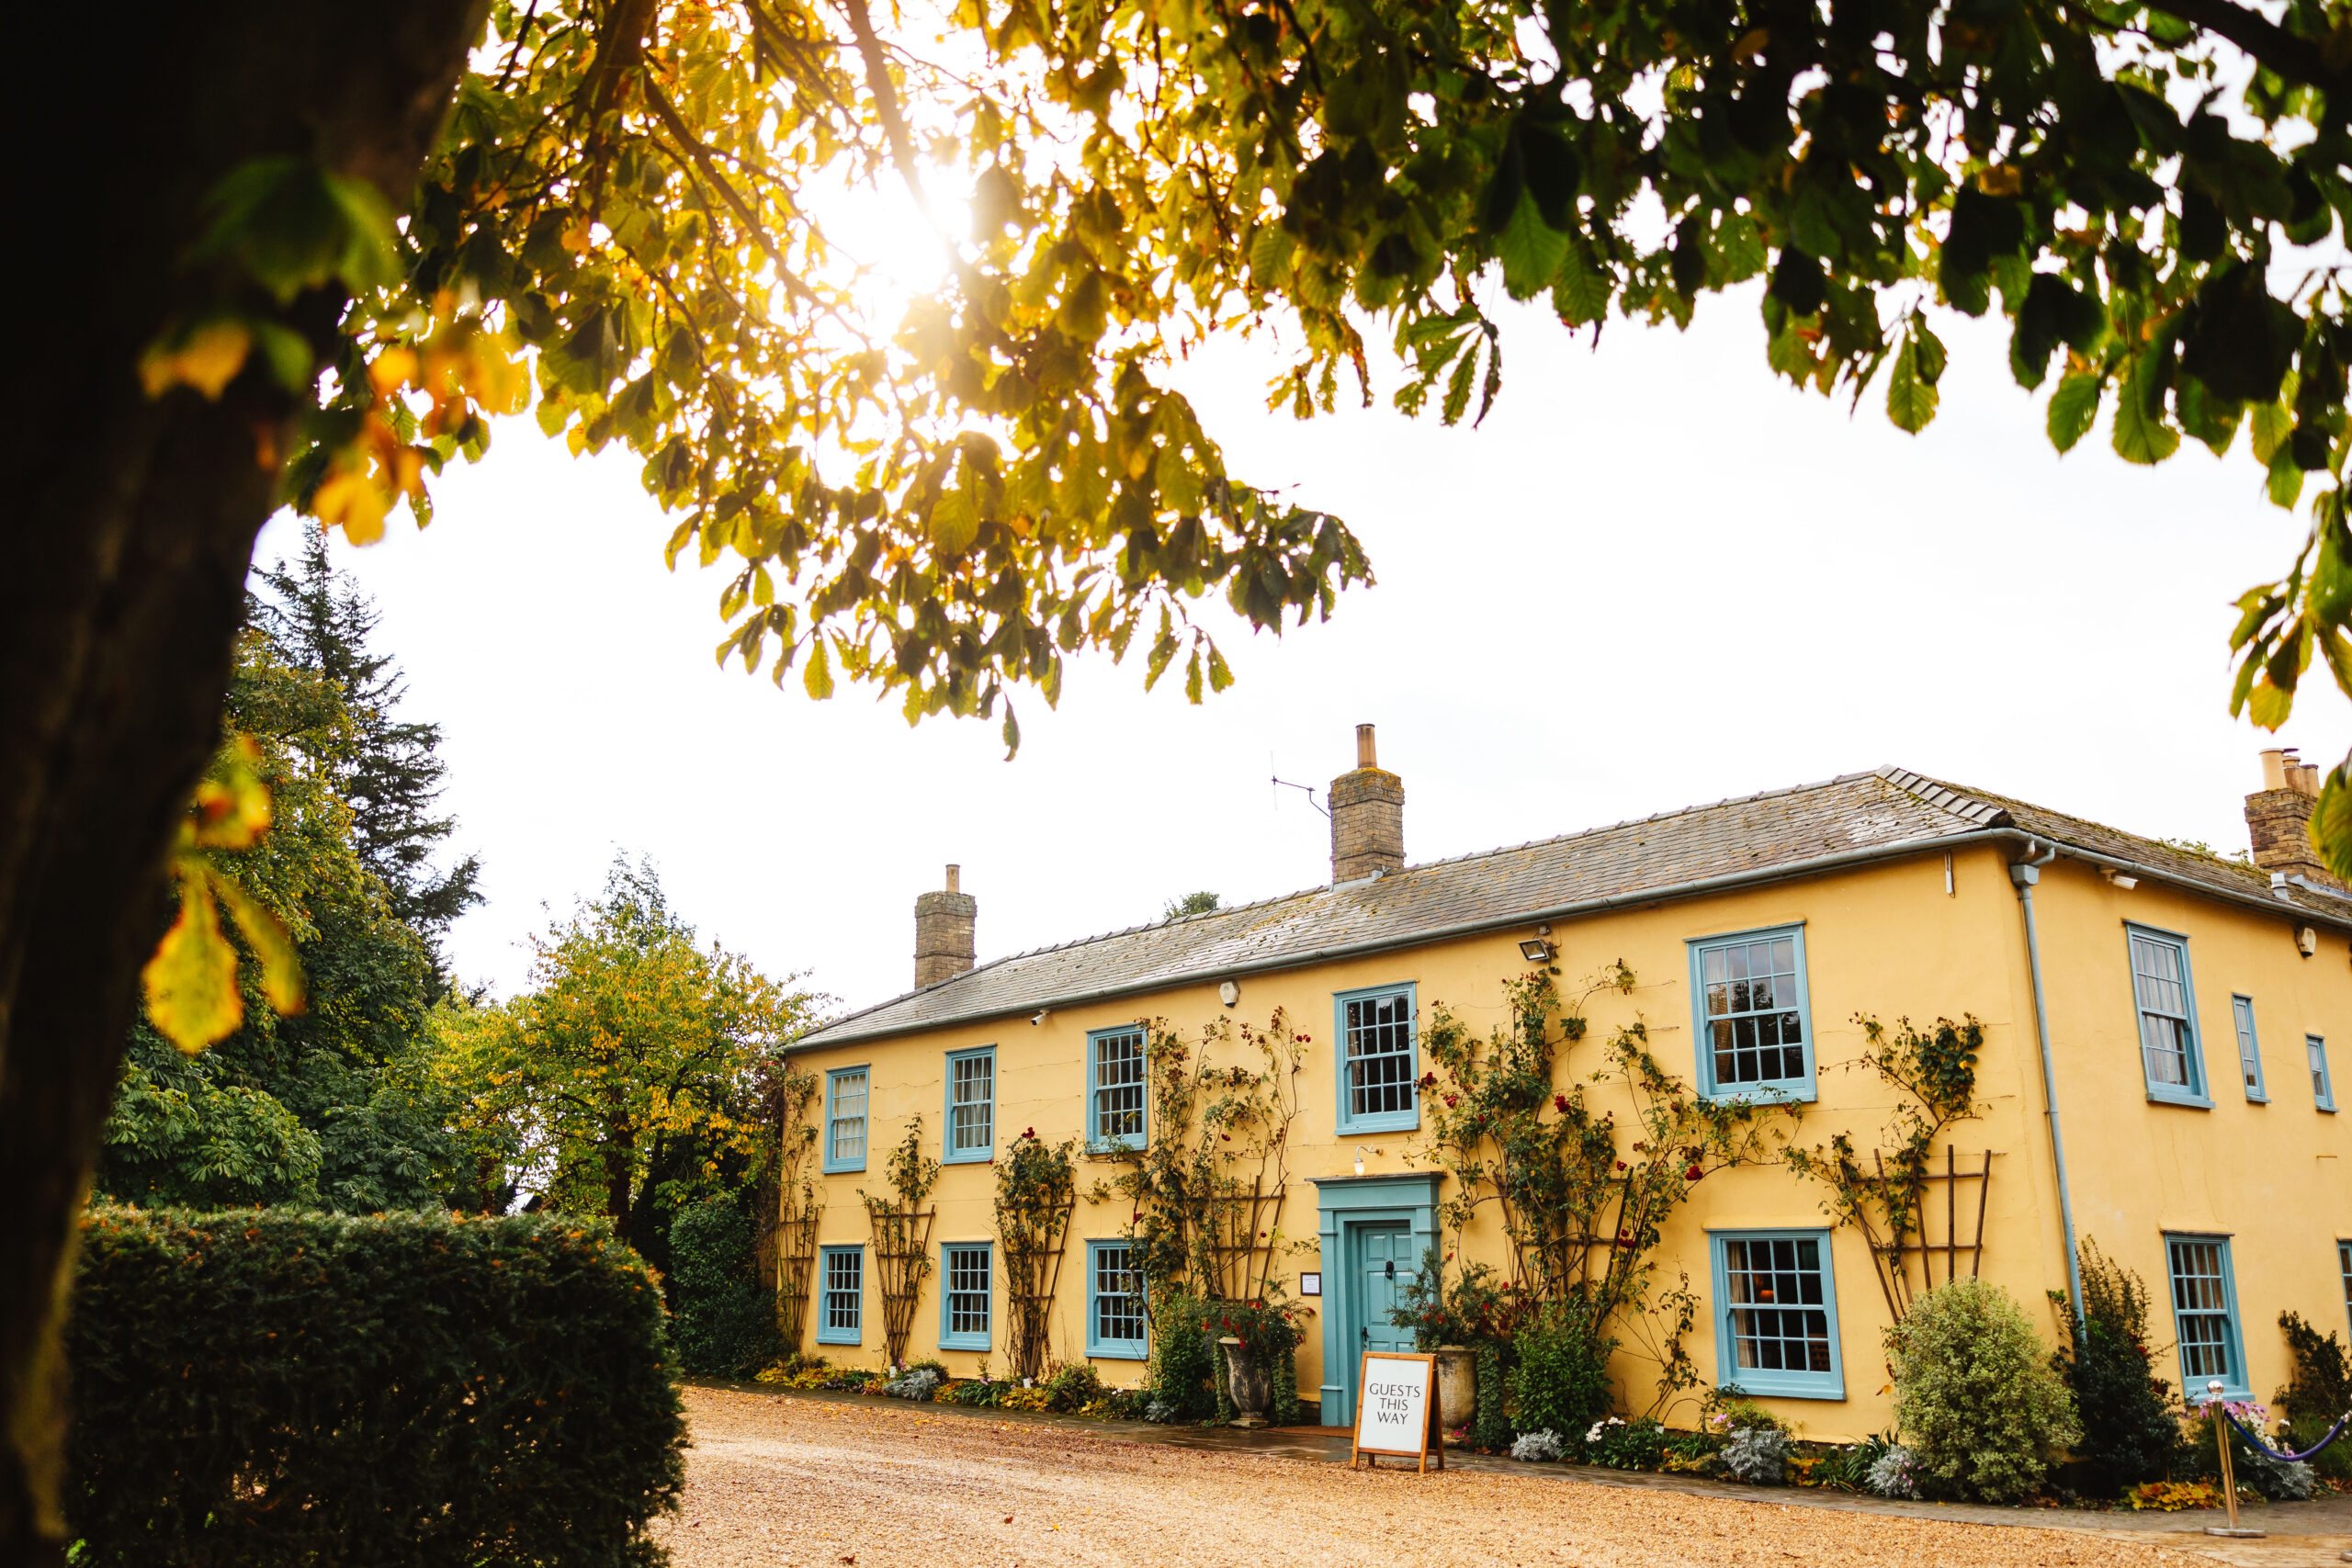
2150, 0, 2344, 96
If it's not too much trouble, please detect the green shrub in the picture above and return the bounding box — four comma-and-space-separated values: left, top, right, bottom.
2274, 1311, 2352, 1480
1508, 1303, 1613, 1442
1147, 1292, 1220, 1421
1586, 1416, 1670, 1470
1043, 1360, 1106, 1412
1888, 1276, 2081, 1502
1472, 1340, 1514, 1451
2052, 1243, 2185, 1495
668, 1195, 779, 1377
68, 1205, 684, 1567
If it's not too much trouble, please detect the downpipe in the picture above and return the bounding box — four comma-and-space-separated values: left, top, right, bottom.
2011, 840, 2086, 1319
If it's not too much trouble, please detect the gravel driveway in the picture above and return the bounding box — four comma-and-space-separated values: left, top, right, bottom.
659, 1387, 2210, 1568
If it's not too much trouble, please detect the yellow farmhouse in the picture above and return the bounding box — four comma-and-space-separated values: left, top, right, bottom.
790, 729, 2352, 1438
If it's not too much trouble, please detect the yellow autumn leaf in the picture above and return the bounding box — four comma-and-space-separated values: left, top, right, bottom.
186, 735, 273, 851
139, 321, 254, 401
212, 874, 307, 1016
142, 871, 243, 1054
313, 463, 393, 546
368, 345, 420, 396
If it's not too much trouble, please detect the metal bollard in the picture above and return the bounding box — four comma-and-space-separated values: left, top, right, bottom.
2204, 1379, 2266, 1540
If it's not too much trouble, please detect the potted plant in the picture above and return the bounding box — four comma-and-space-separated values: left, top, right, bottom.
1210, 1294, 1306, 1428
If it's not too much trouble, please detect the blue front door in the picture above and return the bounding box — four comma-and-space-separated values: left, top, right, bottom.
1351, 1221, 1414, 1365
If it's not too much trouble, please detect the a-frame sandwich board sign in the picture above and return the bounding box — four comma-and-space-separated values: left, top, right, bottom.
1350, 1350, 1444, 1472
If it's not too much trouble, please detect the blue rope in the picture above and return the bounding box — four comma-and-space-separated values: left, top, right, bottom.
2223, 1410, 2352, 1464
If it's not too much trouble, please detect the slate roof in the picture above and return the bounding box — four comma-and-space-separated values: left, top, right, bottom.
798, 765, 2352, 1048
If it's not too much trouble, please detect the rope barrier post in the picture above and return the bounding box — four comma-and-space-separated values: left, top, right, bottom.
2204, 1380, 2265, 1540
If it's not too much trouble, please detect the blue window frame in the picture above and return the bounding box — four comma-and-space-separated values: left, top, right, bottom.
823, 1066, 870, 1173
1087, 1026, 1148, 1153
817, 1245, 864, 1345
2128, 926, 2211, 1107
940, 1242, 993, 1350
2231, 997, 2267, 1102
2165, 1234, 2248, 1397
944, 1046, 995, 1163
1084, 1240, 1148, 1359
1709, 1229, 1845, 1399
2339, 1241, 2352, 1341
1688, 926, 1816, 1103
1334, 983, 1419, 1135
2312, 1035, 2337, 1111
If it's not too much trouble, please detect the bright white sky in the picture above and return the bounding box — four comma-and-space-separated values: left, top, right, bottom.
254, 274, 2344, 1020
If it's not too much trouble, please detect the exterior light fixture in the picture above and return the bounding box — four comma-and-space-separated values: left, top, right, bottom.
2300, 926, 2320, 957
1218, 979, 1239, 1008
1519, 939, 1554, 963
1354, 1145, 1381, 1176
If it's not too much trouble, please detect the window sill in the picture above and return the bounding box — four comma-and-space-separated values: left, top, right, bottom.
2145, 1088, 2214, 1110
815, 1330, 862, 1347
1336, 1110, 1421, 1137
1720, 1375, 1846, 1402
1700, 1084, 1815, 1108
820, 1161, 867, 1177
942, 1149, 993, 1166
1085, 1138, 1145, 1157
1085, 1344, 1148, 1361
941, 1334, 991, 1352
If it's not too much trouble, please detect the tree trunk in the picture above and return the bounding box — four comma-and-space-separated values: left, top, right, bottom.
606, 1118, 639, 1247
0, 5, 481, 1559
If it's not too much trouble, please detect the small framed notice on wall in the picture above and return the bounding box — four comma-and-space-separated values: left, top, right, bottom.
1298, 1272, 1322, 1297
1351, 1351, 1443, 1472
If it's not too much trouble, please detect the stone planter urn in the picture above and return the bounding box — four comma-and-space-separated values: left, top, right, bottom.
1433, 1346, 1476, 1440
1219, 1337, 1272, 1428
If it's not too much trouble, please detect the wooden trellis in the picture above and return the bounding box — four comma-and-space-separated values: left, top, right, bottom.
1199, 1179, 1286, 1303
1004, 1194, 1078, 1382
867, 1203, 937, 1366
1855, 1145, 1998, 1323
775, 1207, 821, 1349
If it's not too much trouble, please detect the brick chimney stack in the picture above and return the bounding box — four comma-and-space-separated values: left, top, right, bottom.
914, 865, 977, 988
2246, 749, 2327, 882
1330, 724, 1405, 885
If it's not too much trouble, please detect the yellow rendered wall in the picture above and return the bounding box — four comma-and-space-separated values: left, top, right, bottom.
2023, 854, 2352, 1412
787, 843, 2352, 1441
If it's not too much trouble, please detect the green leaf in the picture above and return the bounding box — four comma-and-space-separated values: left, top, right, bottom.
2048, 374, 2103, 452
1886, 333, 1939, 434
1498, 193, 1569, 301
2251, 400, 2294, 466
2111, 355, 2181, 465
803, 637, 835, 700
1552, 239, 1611, 326
2268, 443, 2307, 510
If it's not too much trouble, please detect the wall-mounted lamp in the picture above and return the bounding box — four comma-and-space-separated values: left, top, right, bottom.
2300, 925, 2320, 957
1353, 1145, 1382, 1176
1519, 938, 1554, 963
1218, 979, 1240, 1008
1030, 1009, 1050, 1026
2101, 868, 2138, 890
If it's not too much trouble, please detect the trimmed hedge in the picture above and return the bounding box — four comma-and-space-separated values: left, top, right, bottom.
668, 1196, 780, 1377
69, 1205, 685, 1566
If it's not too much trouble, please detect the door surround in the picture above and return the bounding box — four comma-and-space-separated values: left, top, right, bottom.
1308, 1172, 1442, 1427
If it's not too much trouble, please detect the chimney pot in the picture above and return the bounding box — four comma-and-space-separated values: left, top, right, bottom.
914, 869, 978, 988
2247, 751, 2333, 886
1331, 726, 1405, 884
